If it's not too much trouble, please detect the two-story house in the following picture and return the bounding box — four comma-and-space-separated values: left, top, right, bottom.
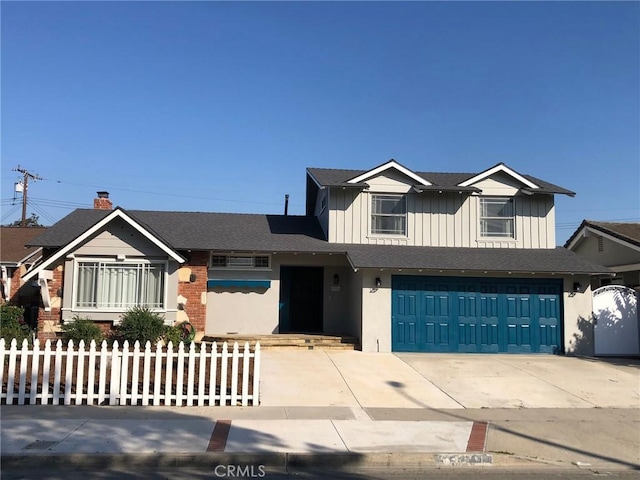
22, 160, 611, 354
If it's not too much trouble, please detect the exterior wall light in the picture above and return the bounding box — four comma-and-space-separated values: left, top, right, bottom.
375, 277, 382, 288
333, 274, 340, 285
573, 282, 582, 293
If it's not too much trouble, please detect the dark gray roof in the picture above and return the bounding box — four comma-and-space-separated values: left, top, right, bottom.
29, 208, 610, 275
307, 166, 575, 196
345, 245, 612, 275
27, 208, 343, 253
564, 220, 640, 248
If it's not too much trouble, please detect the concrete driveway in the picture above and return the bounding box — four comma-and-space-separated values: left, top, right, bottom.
259, 351, 640, 409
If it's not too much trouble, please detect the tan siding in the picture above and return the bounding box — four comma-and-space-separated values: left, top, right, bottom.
74, 219, 165, 257
327, 173, 557, 249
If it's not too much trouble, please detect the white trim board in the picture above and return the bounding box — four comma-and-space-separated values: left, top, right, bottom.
22, 208, 185, 282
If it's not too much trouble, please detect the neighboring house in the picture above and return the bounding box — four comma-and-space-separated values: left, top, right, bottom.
565, 221, 640, 289
23, 160, 611, 354
0, 226, 46, 327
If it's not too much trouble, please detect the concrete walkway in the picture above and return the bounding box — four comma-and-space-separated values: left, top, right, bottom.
1, 352, 639, 474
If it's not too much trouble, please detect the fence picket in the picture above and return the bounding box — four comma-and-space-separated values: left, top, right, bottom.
120, 341, 130, 406
63, 340, 74, 405
252, 342, 261, 406
175, 342, 185, 406
6, 339, 17, 405
231, 342, 239, 406
142, 342, 151, 406
197, 342, 207, 407
241, 342, 250, 407
109, 341, 121, 406
164, 342, 174, 406
53, 340, 63, 405
130, 341, 141, 406
220, 342, 228, 406
186, 342, 196, 406
75, 340, 85, 405
1, 339, 259, 408
153, 342, 162, 406
42, 340, 52, 405
86, 341, 96, 405
18, 339, 29, 405
209, 342, 218, 406
30, 340, 40, 405
97, 341, 108, 405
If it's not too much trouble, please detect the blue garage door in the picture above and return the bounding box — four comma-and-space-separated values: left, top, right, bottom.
392, 276, 562, 353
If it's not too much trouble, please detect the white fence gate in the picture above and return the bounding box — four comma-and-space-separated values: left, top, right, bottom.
593, 286, 640, 356
0, 339, 261, 406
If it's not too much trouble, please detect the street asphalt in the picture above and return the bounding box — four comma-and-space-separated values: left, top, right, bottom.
1, 351, 639, 477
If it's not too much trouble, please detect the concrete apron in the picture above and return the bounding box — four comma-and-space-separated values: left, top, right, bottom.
260, 350, 640, 409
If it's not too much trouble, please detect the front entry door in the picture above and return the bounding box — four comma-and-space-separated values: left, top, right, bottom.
279, 266, 323, 333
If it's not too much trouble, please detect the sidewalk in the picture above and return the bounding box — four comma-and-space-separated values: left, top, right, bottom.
1, 352, 639, 473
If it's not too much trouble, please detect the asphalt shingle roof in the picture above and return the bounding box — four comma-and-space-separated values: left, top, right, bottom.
28, 208, 611, 275
0, 227, 47, 264
307, 167, 575, 196
345, 244, 612, 275
564, 220, 640, 248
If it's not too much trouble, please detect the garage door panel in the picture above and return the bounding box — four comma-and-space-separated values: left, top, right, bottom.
392, 276, 562, 353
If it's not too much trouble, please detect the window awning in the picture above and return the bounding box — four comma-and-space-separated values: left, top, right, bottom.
207, 279, 271, 289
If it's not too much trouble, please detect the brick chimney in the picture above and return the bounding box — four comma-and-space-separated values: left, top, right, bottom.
94, 191, 113, 210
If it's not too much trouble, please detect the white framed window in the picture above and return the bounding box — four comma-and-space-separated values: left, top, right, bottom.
74, 260, 166, 310
371, 194, 407, 235
480, 197, 515, 238
210, 254, 271, 269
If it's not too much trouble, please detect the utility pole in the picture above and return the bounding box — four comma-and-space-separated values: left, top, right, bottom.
13, 166, 43, 227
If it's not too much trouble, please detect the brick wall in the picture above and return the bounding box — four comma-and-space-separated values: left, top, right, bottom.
36, 264, 64, 342
177, 251, 208, 333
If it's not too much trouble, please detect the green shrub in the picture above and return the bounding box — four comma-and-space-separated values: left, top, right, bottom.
0, 304, 32, 345
61, 316, 104, 345
162, 325, 182, 346
116, 306, 166, 346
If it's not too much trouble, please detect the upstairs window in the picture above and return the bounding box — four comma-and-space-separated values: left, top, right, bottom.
75, 261, 166, 310
371, 194, 407, 236
210, 254, 271, 269
480, 197, 515, 238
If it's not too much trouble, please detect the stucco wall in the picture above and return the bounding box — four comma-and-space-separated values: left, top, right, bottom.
563, 275, 596, 356
356, 270, 596, 354
205, 253, 354, 336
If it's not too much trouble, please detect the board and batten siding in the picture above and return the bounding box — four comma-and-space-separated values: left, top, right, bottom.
327, 172, 556, 248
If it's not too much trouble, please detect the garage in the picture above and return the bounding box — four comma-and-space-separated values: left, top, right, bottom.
392, 276, 562, 353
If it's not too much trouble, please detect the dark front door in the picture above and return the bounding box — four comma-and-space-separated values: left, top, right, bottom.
279, 266, 323, 333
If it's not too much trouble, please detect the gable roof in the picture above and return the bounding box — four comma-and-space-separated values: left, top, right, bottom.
347, 159, 432, 186
26, 208, 338, 253
564, 220, 640, 250
0, 227, 47, 266
458, 163, 539, 189
23, 208, 187, 282
307, 164, 574, 196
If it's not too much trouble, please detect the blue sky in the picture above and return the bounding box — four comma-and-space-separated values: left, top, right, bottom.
2, 1, 638, 244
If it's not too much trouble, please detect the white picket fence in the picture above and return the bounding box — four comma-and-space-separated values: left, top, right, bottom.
0, 338, 260, 407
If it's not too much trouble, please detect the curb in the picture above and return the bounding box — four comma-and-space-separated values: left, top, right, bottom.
1, 452, 488, 471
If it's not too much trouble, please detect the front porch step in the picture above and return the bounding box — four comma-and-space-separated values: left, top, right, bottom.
200, 334, 360, 351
